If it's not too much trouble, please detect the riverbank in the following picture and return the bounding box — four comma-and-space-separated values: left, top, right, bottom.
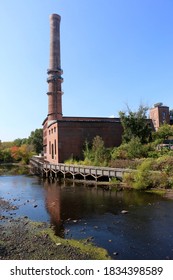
0, 163, 30, 176
0, 197, 110, 260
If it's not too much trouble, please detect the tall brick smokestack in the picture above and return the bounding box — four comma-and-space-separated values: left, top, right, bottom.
47, 14, 63, 121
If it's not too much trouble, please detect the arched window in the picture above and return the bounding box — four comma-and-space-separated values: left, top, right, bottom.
52, 143, 54, 159
54, 139, 56, 155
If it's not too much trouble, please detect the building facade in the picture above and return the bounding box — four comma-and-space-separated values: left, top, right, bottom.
43, 14, 123, 163
43, 116, 123, 164
149, 103, 170, 131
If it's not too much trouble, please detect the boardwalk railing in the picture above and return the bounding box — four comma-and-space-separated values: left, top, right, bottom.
30, 157, 132, 182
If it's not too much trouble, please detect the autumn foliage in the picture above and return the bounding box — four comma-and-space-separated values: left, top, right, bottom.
0, 128, 43, 164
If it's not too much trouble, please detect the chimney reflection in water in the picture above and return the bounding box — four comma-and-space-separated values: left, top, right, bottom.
44, 179, 64, 237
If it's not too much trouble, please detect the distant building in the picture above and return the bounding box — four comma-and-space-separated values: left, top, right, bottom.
149, 103, 171, 131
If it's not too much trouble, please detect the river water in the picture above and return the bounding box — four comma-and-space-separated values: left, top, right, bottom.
0, 174, 173, 260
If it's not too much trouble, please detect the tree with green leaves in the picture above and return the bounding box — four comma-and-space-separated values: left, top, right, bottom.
119, 105, 152, 144
153, 124, 173, 141
83, 136, 110, 166
27, 128, 43, 154
13, 138, 28, 147
92, 136, 106, 165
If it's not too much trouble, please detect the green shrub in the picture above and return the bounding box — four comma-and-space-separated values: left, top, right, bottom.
168, 177, 173, 188
147, 151, 160, 158
122, 172, 136, 187
132, 159, 154, 190
150, 172, 169, 189
133, 173, 151, 190
111, 144, 128, 159
111, 137, 151, 160
127, 137, 146, 158
123, 157, 172, 189
154, 155, 173, 175
82, 136, 111, 166
110, 159, 142, 169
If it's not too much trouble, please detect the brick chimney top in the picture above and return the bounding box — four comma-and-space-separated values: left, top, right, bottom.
50, 14, 61, 20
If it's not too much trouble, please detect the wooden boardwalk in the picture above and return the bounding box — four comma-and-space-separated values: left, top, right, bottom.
30, 157, 131, 182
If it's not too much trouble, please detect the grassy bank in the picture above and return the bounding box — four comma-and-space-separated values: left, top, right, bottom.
0, 163, 30, 176
0, 216, 110, 260
122, 156, 173, 190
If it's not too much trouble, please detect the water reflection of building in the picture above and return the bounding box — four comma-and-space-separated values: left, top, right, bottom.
44, 179, 64, 236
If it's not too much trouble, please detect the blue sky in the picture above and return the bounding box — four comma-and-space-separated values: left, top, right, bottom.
0, 0, 173, 141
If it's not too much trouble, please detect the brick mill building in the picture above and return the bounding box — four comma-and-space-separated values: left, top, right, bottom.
42, 14, 172, 164
42, 14, 123, 163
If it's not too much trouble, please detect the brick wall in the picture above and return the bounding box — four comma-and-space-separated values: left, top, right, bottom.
57, 119, 123, 162
150, 106, 170, 130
